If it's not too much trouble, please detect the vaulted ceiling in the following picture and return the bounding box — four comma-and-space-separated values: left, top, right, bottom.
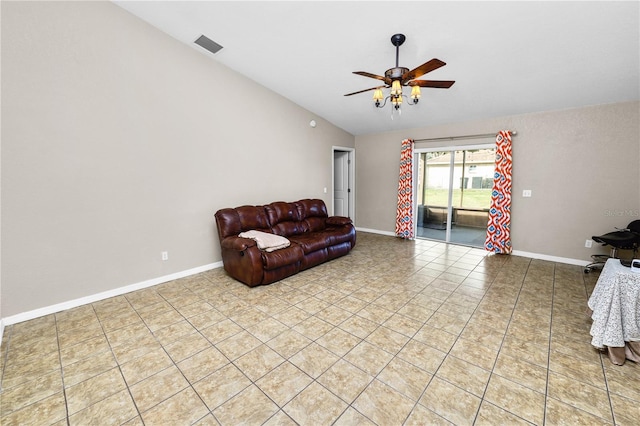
114, 1, 639, 136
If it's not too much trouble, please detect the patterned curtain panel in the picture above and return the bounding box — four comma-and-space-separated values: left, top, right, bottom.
485, 131, 513, 254
395, 138, 414, 239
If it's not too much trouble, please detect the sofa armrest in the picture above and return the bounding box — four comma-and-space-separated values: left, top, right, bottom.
326, 216, 352, 226
220, 240, 264, 286
221, 236, 257, 251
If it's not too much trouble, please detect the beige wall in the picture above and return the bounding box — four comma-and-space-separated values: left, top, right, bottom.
1, 1, 354, 318
355, 101, 640, 262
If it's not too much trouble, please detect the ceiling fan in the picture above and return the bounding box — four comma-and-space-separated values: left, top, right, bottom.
345, 34, 455, 110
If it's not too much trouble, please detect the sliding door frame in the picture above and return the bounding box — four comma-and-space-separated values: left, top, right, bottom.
413, 143, 495, 243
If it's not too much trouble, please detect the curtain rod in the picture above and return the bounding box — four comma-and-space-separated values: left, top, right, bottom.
414, 131, 517, 143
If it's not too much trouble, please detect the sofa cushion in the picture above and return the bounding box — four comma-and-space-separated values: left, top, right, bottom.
261, 244, 304, 270
297, 199, 328, 219
236, 205, 271, 232
266, 201, 299, 222
289, 233, 331, 254
305, 216, 326, 233
271, 221, 308, 237
266, 201, 308, 237
215, 208, 242, 239
297, 199, 329, 232
326, 216, 352, 226
216, 206, 272, 240
323, 228, 355, 246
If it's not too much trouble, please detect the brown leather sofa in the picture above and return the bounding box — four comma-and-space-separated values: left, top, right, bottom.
215, 199, 356, 286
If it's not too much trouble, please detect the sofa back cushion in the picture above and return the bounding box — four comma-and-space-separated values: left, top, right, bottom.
297, 199, 329, 232
215, 205, 271, 240
266, 201, 308, 237
215, 199, 331, 241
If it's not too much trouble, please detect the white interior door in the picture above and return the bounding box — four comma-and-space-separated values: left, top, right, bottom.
333, 151, 350, 217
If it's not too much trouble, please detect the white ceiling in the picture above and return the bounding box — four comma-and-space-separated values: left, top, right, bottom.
113, 1, 640, 136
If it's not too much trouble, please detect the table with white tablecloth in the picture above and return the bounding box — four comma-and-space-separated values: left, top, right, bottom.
588, 258, 640, 365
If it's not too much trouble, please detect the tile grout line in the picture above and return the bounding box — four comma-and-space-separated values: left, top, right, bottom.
53, 314, 71, 426
395, 246, 474, 425
541, 261, 557, 426
396, 245, 503, 425
91, 297, 144, 425
151, 284, 231, 423
0, 325, 12, 393
445, 254, 530, 425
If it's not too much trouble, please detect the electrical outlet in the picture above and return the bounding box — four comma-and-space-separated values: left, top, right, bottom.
585, 240, 593, 248
522, 190, 532, 197
161, 251, 169, 261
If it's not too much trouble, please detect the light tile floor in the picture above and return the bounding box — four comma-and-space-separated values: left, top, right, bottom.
1, 232, 639, 425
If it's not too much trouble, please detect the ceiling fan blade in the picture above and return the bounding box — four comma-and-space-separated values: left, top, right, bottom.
408, 80, 456, 89
353, 71, 387, 82
402, 59, 446, 82
344, 86, 385, 96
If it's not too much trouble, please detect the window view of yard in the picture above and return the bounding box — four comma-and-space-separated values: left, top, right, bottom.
418, 148, 496, 210
423, 188, 492, 210
416, 148, 496, 247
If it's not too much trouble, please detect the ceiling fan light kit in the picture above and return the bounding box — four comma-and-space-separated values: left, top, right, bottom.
345, 33, 454, 117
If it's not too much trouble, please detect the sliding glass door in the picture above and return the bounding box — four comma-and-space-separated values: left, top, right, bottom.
415, 145, 495, 247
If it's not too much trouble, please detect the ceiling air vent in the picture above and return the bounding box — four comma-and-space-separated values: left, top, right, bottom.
194, 35, 223, 54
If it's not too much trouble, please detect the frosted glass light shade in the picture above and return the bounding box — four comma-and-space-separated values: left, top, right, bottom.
391, 80, 402, 96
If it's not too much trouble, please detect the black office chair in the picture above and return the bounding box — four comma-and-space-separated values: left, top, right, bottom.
584, 220, 640, 273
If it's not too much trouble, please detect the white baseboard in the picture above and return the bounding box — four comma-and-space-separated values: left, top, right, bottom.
355, 227, 589, 266
355, 227, 396, 237
511, 250, 589, 267
1, 261, 223, 328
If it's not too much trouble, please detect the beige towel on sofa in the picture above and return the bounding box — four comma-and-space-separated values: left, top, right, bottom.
238, 230, 290, 252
